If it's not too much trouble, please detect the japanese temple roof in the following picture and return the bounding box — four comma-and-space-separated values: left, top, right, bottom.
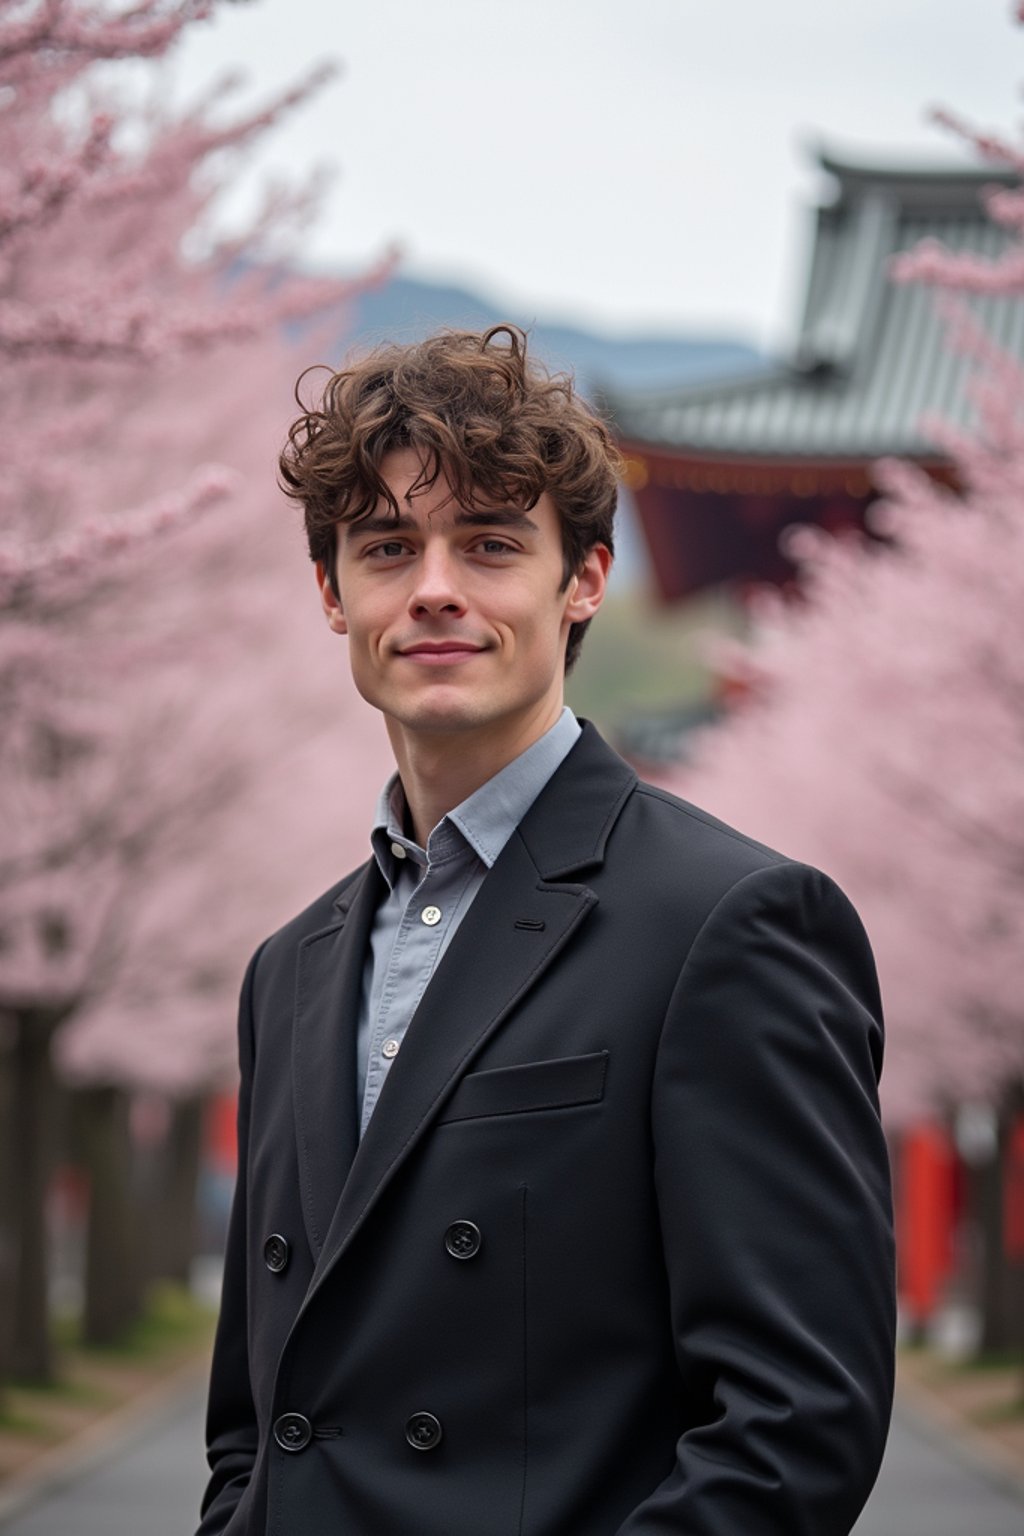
608, 148, 1024, 463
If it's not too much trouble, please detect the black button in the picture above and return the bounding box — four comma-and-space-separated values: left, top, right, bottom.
444, 1220, 481, 1260
405, 1411, 443, 1451
274, 1412, 312, 1452
263, 1234, 290, 1273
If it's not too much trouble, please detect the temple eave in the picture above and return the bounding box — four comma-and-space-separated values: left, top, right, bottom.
618, 439, 950, 500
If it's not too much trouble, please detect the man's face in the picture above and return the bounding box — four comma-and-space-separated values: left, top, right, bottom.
318, 447, 608, 757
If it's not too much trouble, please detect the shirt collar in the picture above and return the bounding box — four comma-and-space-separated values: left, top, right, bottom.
370, 708, 581, 888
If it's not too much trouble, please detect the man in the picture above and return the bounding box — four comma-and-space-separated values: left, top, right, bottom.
197, 326, 894, 1536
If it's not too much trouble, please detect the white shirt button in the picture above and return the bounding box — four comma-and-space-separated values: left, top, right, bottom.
382, 1038, 400, 1059
390, 841, 407, 859
421, 905, 442, 927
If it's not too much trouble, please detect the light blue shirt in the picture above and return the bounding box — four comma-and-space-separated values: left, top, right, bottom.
356, 708, 581, 1136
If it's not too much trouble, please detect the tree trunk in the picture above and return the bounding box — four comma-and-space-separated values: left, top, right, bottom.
150, 1096, 205, 1286
976, 1135, 1010, 1353
999, 1081, 1024, 1367
975, 1080, 1024, 1357
78, 1085, 145, 1346
0, 1018, 15, 1392
8, 1008, 62, 1383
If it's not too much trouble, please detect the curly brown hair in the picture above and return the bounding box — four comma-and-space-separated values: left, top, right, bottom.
279, 324, 620, 672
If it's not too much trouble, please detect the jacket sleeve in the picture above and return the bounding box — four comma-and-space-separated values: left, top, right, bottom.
195, 944, 264, 1536
619, 861, 895, 1536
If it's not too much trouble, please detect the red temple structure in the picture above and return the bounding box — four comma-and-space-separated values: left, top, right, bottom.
607, 148, 1024, 604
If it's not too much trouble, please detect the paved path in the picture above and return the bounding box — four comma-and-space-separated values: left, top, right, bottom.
852, 1403, 1023, 1536
0, 1387, 1021, 1535
0, 1386, 207, 1536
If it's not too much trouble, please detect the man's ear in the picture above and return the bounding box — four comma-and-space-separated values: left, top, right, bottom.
564, 543, 612, 625
315, 560, 347, 635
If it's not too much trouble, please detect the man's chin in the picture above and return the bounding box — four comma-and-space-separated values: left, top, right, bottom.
374, 684, 516, 740
392, 701, 492, 736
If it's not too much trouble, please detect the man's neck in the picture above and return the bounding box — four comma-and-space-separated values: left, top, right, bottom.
387, 702, 564, 847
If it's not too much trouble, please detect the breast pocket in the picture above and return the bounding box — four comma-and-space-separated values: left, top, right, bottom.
438, 1050, 609, 1124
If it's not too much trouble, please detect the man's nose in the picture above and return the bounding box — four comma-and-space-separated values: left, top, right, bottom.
408, 543, 466, 617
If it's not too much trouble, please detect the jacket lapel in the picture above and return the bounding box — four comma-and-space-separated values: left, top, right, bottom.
292, 860, 385, 1260
299, 724, 636, 1307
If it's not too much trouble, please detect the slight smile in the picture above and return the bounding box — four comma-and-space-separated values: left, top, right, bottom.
397, 641, 488, 666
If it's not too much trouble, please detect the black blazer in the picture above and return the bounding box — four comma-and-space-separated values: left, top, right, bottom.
198, 723, 894, 1536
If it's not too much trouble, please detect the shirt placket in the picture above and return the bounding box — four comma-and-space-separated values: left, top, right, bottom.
361, 842, 476, 1135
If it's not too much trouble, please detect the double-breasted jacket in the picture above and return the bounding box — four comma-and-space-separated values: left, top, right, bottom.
197, 723, 895, 1536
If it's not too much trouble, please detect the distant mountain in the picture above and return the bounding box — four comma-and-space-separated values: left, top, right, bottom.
338, 273, 761, 395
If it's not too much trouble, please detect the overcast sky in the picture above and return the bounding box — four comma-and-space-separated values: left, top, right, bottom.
171, 0, 1020, 351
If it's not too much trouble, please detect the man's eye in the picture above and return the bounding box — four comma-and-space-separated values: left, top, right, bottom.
476, 538, 514, 555
368, 541, 408, 558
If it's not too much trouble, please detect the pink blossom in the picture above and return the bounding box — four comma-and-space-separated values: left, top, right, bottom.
660, 47, 1024, 1126
2, 1, 395, 1094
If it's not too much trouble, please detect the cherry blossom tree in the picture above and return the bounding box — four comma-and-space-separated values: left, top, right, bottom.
664, 7, 1024, 1125
668, 441, 1024, 1127
0, 0, 392, 1377
662, 13, 1024, 1348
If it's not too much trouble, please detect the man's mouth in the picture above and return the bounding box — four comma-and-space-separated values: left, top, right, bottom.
397, 641, 486, 665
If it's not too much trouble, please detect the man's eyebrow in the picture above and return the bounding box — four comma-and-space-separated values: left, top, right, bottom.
345, 512, 418, 538
454, 508, 540, 533
346, 508, 540, 537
